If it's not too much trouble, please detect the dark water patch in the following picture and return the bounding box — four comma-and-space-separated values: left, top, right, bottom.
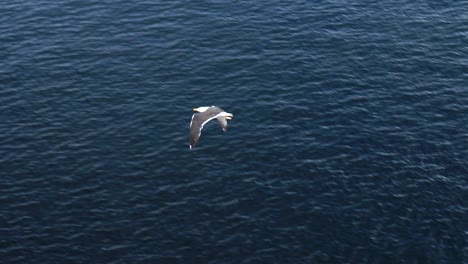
1, 0, 467, 263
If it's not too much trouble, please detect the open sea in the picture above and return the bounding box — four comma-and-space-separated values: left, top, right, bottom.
1, 0, 467, 263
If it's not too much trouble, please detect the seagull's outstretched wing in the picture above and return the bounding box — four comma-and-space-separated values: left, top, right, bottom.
217, 116, 228, 132
189, 114, 203, 149
189, 113, 216, 149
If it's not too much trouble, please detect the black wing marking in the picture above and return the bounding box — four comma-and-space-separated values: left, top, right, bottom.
189, 112, 218, 149
189, 114, 202, 149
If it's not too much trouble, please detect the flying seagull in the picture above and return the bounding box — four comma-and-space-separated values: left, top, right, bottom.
189, 106, 233, 149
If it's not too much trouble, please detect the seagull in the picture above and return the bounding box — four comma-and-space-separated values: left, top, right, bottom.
189, 106, 233, 149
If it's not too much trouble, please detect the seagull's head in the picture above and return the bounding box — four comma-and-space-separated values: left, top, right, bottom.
193, 106, 210, 113
221, 112, 233, 120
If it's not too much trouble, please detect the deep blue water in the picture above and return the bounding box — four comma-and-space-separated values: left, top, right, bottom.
1, 0, 467, 263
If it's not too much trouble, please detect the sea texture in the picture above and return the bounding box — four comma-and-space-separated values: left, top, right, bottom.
1, 0, 467, 263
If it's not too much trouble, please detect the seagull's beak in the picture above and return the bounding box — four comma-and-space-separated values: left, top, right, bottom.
193, 108, 199, 112
225, 116, 232, 120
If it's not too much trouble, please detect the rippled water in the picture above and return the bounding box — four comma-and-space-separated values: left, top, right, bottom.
1, 0, 467, 263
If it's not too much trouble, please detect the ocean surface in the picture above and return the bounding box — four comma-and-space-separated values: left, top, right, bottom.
1, 0, 467, 263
